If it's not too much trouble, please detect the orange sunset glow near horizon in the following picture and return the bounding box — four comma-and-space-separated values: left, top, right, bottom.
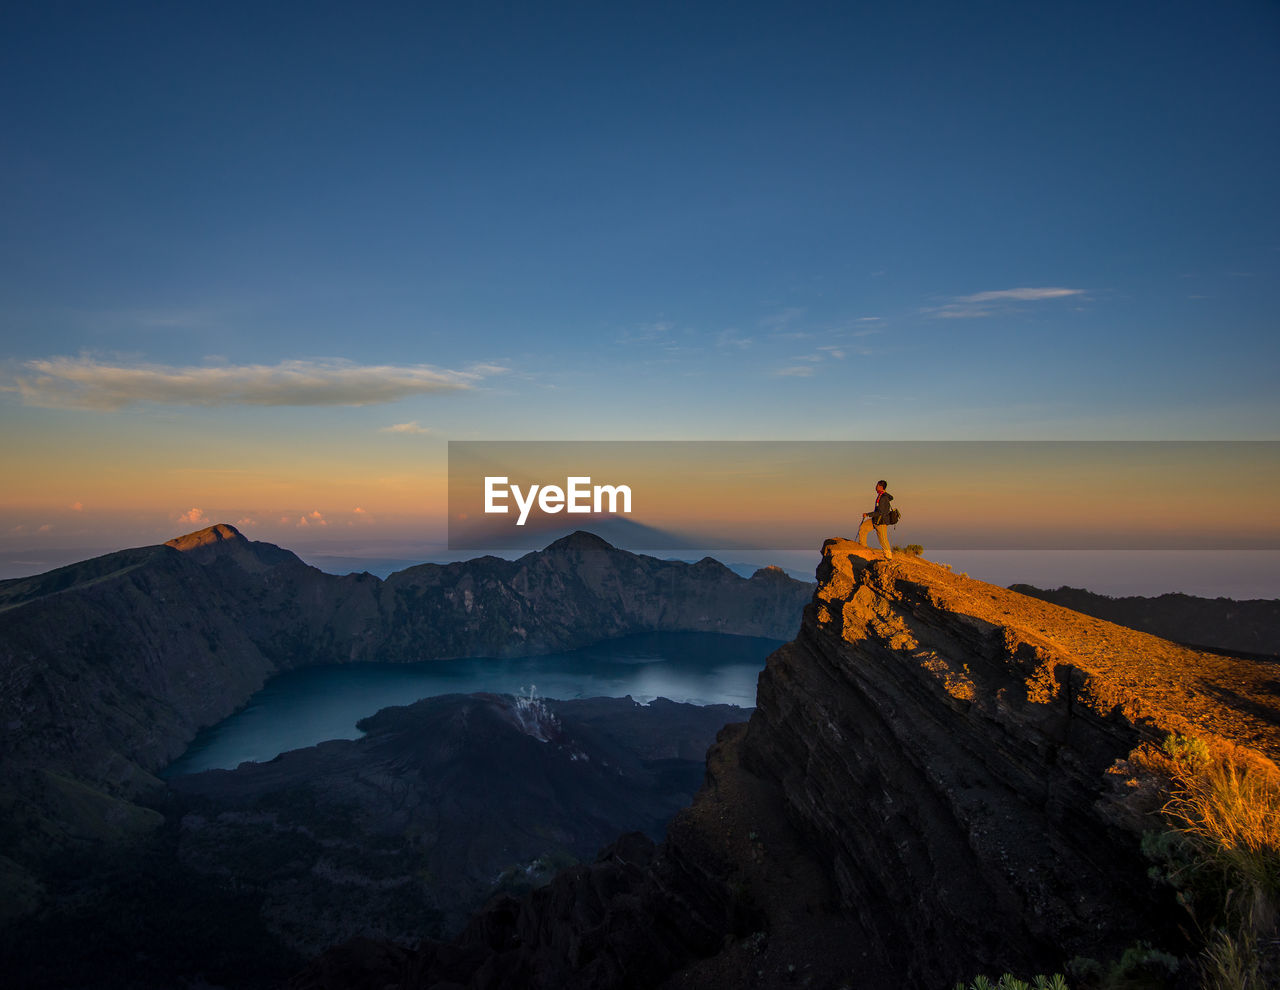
4, 441, 1278, 566
447, 442, 1280, 551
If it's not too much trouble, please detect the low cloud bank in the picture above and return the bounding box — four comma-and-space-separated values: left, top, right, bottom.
13, 356, 494, 410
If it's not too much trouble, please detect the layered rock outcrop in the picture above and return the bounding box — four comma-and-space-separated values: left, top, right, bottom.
363, 539, 1280, 989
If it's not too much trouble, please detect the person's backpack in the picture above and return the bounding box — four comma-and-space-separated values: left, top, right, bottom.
888, 507, 901, 525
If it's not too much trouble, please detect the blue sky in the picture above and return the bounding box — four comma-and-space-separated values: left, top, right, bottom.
1, 1, 1277, 585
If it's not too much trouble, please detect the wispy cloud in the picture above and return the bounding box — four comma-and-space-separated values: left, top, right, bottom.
933, 307, 994, 319
12, 356, 487, 410
956, 287, 1085, 303
177, 507, 208, 526
927, 286, 1086, 319
716, 328, 752, 349
133, 309, 216, 330
760, 307, 807, 329
616, 320, 675, 345
768, 331, 872, 378
380, 421, 432, 435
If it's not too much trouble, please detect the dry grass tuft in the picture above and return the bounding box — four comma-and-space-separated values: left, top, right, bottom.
1162, 737, 1280, 906
1156, 735, 1280, 989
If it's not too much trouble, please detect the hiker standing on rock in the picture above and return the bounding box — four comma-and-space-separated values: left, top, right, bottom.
856, 480, 893, 559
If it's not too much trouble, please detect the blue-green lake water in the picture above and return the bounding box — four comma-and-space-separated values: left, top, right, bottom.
163, 631, 782, 777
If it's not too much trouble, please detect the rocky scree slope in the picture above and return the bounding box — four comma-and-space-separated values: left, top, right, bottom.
330, 539, 1280, 989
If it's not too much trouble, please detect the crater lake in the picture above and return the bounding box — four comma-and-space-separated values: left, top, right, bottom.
163, 631, 781, 776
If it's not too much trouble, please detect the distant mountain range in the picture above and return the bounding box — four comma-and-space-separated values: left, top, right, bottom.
447, 513, 706, 551
1010, 584, 1280, 657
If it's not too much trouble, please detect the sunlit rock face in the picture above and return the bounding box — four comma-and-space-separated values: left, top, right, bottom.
356, 539, 1279, 990
737, 541, 1180, 984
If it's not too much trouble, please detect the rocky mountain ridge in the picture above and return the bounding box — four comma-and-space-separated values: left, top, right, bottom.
321, 539, 1280, 989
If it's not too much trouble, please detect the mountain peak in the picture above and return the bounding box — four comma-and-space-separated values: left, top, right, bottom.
165, 523, 246, 552
162, 523, 301, 572
544, 530, 617, 553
